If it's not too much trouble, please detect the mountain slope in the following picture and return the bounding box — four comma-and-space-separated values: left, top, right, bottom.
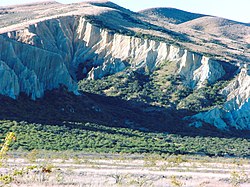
178, 16, 250, 42
0, 1, 250, 132
1, 15, 231, 98
139, 8, 206, 24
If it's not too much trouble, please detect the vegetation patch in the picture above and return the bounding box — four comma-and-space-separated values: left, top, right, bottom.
79, 61, 228, 112
0, 120, 249, 157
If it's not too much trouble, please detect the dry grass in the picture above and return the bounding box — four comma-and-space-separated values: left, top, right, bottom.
1, 153, 249, 186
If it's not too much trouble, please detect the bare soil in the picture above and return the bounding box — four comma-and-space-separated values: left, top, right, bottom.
1, 154, 250, 187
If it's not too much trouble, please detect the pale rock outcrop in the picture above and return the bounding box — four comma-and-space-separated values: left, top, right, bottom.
192, 57, 225, 88
188, 66, 250, 130
0, 16, 238, 128
0, 60, 19, 99
73, 17, 226, 88
222, 65, 250, 108
177, 52, 225, 88
0, 34, 77, 99
1, 15, 249, 129
2, 16, 227, 99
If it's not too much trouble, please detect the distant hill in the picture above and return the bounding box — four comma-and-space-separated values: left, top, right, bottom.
139, 7, 206, 24
179, 16, 250, 41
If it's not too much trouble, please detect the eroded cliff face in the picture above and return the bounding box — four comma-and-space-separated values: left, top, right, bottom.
0, 33, 77, 99
1, 15, 249, 130
188, 65, 250, 130
4, 16, 227, 87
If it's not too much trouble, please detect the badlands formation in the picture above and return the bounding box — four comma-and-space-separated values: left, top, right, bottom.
0, 1, 250, 131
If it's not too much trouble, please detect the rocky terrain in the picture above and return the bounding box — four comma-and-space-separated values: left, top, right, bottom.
0, 0, 250, 133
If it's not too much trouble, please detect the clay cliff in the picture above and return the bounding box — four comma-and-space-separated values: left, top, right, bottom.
1, 16, 229, 97
0, 1, 249, 131
189, 65, 250, 130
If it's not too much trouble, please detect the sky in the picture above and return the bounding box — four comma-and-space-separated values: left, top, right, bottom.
0, 0, 249, 23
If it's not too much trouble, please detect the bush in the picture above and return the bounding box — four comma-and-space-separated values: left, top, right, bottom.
0, 120, 249, 157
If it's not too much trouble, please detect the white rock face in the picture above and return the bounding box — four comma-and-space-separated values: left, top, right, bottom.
192, 57, 225, 88
188, 66, 250, 130
1, 16, 227, 100
2, 15, 247, 129
0, 34, 77, 99
0, 60, 19, 99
